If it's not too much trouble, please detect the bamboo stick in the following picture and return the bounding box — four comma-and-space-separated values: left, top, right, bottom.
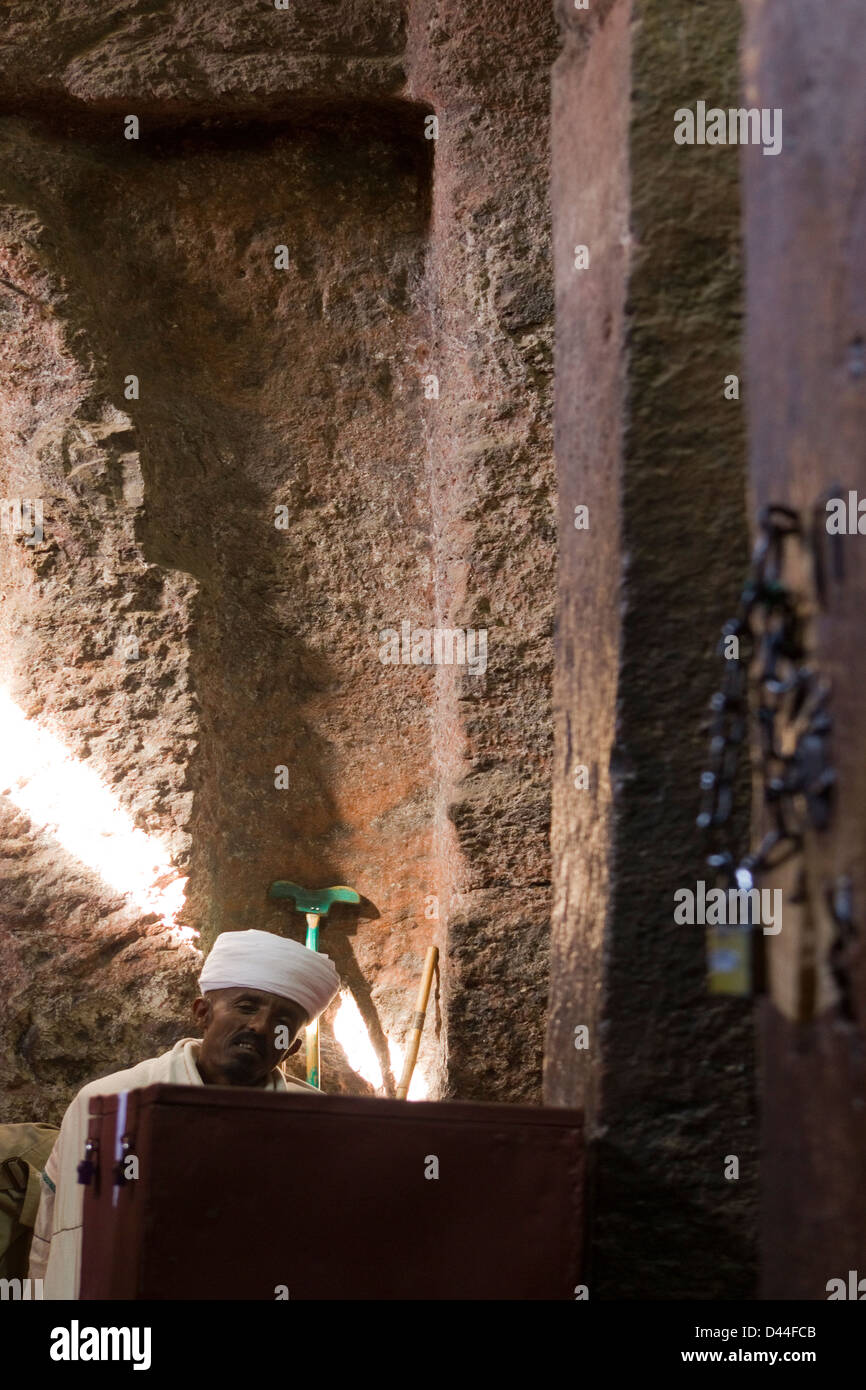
396, 945, 438, 1099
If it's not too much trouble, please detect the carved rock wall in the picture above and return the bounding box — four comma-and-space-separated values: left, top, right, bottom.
0, 0, 556, 1118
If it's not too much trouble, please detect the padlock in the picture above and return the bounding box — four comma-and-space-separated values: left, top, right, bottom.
707, 865, 766, 997
707, 923, 756, 996
77, 1138, 99, 1187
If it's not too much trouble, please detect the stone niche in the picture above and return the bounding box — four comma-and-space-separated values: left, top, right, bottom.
0, 102, 439, 1115
0, 0, 558, 1121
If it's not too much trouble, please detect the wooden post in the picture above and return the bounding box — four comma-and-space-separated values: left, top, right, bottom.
739, 0, 866, 1299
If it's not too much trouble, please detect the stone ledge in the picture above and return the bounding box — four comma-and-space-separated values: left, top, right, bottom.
0, 0, 407, 111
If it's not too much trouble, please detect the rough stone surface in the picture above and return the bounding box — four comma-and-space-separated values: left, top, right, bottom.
739, 0, 866, 1300
0, 1, 407, 114
406, 0, 559, 1100
545, 0, 757, 1298
0, 2, 556, 1118
0, 155, 203, 1118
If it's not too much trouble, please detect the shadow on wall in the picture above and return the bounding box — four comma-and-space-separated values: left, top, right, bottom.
589, 1136, 757, 1300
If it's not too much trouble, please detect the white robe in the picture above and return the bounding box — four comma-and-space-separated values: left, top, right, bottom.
29, 1037, 321, 1299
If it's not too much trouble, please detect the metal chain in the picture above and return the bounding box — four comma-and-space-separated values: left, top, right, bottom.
697, 504, 835, 911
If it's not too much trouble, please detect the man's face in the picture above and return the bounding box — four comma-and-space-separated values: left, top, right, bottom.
192, 987, 308, 1088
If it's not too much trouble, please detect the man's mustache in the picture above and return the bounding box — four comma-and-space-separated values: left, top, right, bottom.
229, 1031, 266, 1056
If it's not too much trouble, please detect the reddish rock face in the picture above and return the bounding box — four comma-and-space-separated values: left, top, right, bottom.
546, 0, 758, 1299
0, 2, 557, 1117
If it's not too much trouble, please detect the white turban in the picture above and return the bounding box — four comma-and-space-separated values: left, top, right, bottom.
198, 929, 340, 1022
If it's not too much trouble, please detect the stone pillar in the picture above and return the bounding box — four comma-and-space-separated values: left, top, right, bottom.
406, 0, 559, 1101
546, 0, 757, 1297
739, 0, 866, 1300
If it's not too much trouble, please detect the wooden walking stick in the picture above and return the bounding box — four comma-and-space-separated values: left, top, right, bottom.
396, 945, 438, 1099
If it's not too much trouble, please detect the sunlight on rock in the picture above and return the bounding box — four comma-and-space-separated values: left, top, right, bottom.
0, 687, 193, 938
333, 988, 429, 1098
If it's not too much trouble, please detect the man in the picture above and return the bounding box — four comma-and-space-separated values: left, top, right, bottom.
29, 929, 340, 1299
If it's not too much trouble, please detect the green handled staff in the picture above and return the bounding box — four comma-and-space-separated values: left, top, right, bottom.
268, 881, 360, 1088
